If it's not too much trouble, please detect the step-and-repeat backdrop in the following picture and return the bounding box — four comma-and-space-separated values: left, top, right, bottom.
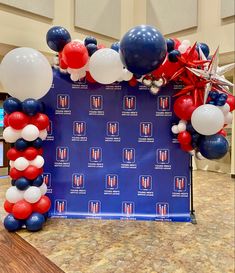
42, 70, 191, 222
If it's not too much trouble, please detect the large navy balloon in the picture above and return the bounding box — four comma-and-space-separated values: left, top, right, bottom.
46, 26, 71, 52
119, 25, 167, 75
199, 134, 229, 160
4, 214, 23, 232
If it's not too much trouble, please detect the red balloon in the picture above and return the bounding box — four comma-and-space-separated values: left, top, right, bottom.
59, 52, 68, 69
129, 77, 138, 87
173, 95, 197, 120
10, 168, 23, 180
23, 166, 40, 180
4, 200, 14, 213
218, 129, 227, 137
86, 71, 96, 83
226, 94, 235, 112
178, 131, 192, 145
152, 57, 181, 80
33, 196, 51, 214
38, 148, 43, 155
30, 113, 49, 130
183, 47, 199, 60
172, 38, 181, 49
180, 144, 193, 152
38, 167, 44, 175
7, 148, 22, 161
23, 147, 38, 161
12, 200, 33, 220
62, 41, 89, 69
8, 111, 30, 130
4, 114, 9, 127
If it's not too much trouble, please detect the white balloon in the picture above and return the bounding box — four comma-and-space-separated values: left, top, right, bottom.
224, 112, 233, 124
196, 151, 205, 160
70, 73, 79, 82
171, 125, 179, 134
3, 127, 22, 143
9, 160, 14, 168
122, 69, 133, 81
182, 40, 191, 47
0, 47, 53, 100
39, 183, 48, 195
218, 103, 230, 114
177, 123, 187, 132
39, 129, 48, 140
30, 155, 44, 168
21, 125, 39, 141
14, 157, 29, 171
6, 186, 24, 203
24, 186, 41, 203
191, 105, 224, 135
89, 49, 123, 84
178, 45, 187, 54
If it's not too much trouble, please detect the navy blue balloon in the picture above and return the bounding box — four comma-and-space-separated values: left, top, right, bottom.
219, 93, 228, 100
26, 213, 45, 232
120, 25, 167, 75
22, 99, 40, 116
15, 138, 29, 151
199, 134, 229, 160
32, 175, 43, 187
84, 36, 97, 46
166, 38, 175, 52
3, 97, 22, 114
4, 214, 23, 232
15, 177, 30, 190
197, 42, 210, 58
111, 42, 120, 52
46, 26, 71, 52
168, 50, 181, 62
209, 91, 219, 100
32, 138, 43, 149
86, 43, 98, 56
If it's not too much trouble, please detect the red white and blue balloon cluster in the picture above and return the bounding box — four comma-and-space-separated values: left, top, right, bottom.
46, 25, 234, 161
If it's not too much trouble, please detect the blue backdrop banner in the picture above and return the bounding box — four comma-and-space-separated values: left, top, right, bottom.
42, 70, 191, 222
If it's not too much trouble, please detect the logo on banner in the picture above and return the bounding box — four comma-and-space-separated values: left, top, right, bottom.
122, 202, 134, 215
107, 122, 119, 137
123, 148, 135, 163
105, 174, 118, 189
157, 96, 170, 111
55, 199, 67, 214
73, 121, 86, 136
47, 121, 53, 136
90, 95, 103, 110
156, 149, 170, 164
42, 173, 51, 188
56, 147, 69, 162
139, 175, 152, 190
156, 203, 169, 217
90, 147, 102, 162
88, 200, 101, 214
174, 176, 187, 192
140, 122, 152, 137
123, 96, 136, 111
57, 94, 70, 109
72, 173, 85, 189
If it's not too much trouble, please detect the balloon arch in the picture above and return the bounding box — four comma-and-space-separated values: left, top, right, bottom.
0, 25, 234, 232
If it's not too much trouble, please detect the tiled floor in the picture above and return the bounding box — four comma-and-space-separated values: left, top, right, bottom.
0, 170, 234, 273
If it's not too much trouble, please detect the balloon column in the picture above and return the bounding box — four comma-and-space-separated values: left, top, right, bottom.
0, 48, 52, 232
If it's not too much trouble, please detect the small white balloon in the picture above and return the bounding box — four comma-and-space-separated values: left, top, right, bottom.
14, 157, 29, 171
30, 155, 44, 168
196, 151, 205, 160
9, 160, 14, 168
171, 125, 179, 134
70, 73, 80, 82
182, 40, 191, 47
122, 69, 133, 81
178, 44, 187, 54
39, 183, 48, 195
142, 78, 152, 87
3, 127, 22, 143
224, 112, 233, 124
149, 86, 160, 95
218, 103, 230, 114
39, 129, 48, 140
21, 125, 40, 141
6, 186, 24, 203
177, 123, 187, 132
24, 186, 41, 203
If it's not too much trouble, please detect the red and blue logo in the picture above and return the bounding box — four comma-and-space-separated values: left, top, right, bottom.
122, 202, 134, 215
42, 173, 51, 188
156, 203, 169, 217
105, 174, 118, 189
47, 121, 53, 136
139, 175, 152, 190
90, 95, 103, 110
174, 176, 187, 192
72, 173, 85, 188
157, 96, 170, 111
56, 147, 69, 162
88, 200, 101, 214
73, 121, 86, 136
57, 94, 70, 109
90, 147, 102, 162
140, 122, 152, 137
156, 149, 170, 164
55, 199, 67, 213
123, 148, 135, 163
123, 96, 136, 111
107, 122, 119, 136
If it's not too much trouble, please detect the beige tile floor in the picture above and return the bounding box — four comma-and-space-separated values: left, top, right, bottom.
0, 170, 234, 273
